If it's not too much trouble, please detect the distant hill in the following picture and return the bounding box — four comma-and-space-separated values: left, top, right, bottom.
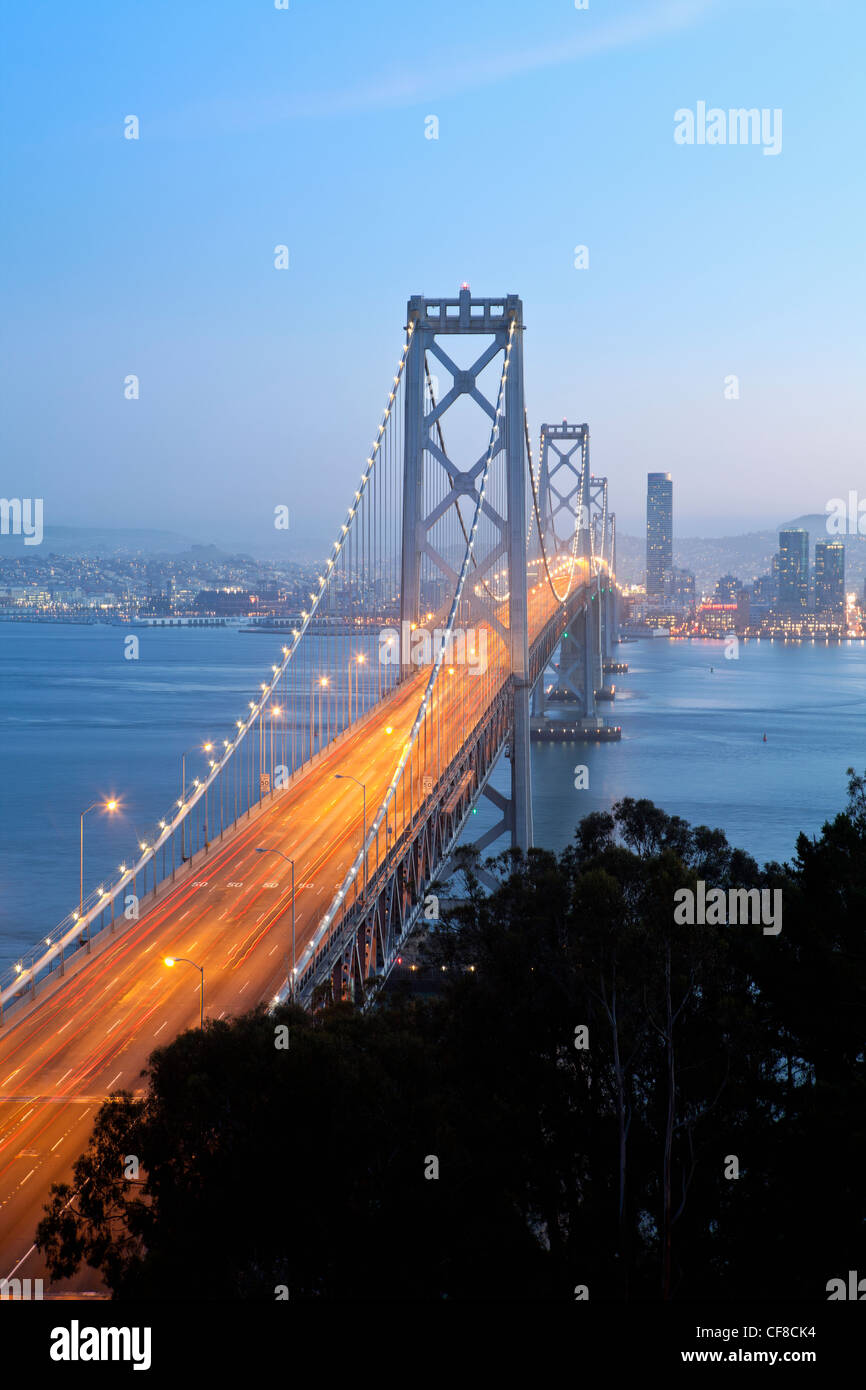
6, 518, 864, 596
0, 526, 200, 557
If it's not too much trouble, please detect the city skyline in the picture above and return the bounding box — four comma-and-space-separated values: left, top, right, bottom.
636, 467, 853, 634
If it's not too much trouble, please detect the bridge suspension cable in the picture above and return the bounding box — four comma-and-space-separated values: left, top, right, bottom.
1, 323, 420, 1010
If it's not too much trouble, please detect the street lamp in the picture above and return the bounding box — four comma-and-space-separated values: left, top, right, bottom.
318, 677, 330, 746
334, 773, 367, 896
255, 847, 295, 998
347, 653, 366, 725
164, 955, 204, 1030
180, 742, 213, 861
80, 799, 118, 951
269, 706, 281, 793
355, 653, 366, 722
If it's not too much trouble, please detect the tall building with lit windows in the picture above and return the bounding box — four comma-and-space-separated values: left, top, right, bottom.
646, 472, 673, 597
814, 541, 845, 615
777, 529, 809, 610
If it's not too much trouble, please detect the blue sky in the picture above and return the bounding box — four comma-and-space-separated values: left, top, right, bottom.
2, 0, 864, 554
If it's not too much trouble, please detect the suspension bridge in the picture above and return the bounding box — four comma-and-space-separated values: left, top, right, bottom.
0, 287, 623, 1289
1, 287, 621, 1025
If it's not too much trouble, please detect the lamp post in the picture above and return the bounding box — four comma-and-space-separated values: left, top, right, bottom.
206, 757, 218, 843
259, 685, 268, 781
269, 706, 281, 793
319, 678, 329, 746
164, 955, 204, 1030
79, 799, 118, 953
334, 772, 367, 896
352, 653, 366, 724
181, 742, 213, 861
255, 848, 295, 998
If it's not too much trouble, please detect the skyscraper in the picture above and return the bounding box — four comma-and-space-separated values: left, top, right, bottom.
714, 574, 742, 603
777, 529, 809, 610
814, 541, 845, 615
646, 472, 672, 597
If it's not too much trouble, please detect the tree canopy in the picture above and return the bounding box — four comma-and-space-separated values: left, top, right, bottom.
37, 780, 866, 1300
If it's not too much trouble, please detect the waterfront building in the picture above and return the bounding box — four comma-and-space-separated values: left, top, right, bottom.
694, 601, 738, 635
663, 565, 696, 615
714, 573, 742, 604
646, 472, 673, 596
814, 541, 845, 616
777, 529, 809, 610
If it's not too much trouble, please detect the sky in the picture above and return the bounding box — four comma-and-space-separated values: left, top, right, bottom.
2, 0, 864, 556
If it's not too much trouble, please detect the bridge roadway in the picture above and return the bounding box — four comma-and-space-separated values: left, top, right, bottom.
0, 559, 584, 1293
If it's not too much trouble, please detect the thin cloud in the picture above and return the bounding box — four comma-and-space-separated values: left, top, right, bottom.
284, 0, 720, 119
162, 0, 721, 137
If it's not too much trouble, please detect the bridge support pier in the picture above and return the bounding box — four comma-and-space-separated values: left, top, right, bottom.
556, 601, 600, 718
510, 681, 533, 850
532, 676, 547, 717
603, 574, 618, 653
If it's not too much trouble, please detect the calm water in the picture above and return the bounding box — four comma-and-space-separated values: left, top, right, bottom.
1, 625, 865, 967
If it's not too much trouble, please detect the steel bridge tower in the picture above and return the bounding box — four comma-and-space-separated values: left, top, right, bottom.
538, 419, 592, 557
535, 422, 602, 718
400, 288, 533, 850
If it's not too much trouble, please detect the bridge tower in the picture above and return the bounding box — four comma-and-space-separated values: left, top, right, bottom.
538, 419, 592, 557
588, 475, 614, 665
536, 422, 601, 718
400, 288, 532, 850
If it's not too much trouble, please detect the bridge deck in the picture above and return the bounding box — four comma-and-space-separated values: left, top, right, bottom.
0, 560, 589, 1292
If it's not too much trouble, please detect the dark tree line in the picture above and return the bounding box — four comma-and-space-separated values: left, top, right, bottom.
37, 777, 866, 1299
